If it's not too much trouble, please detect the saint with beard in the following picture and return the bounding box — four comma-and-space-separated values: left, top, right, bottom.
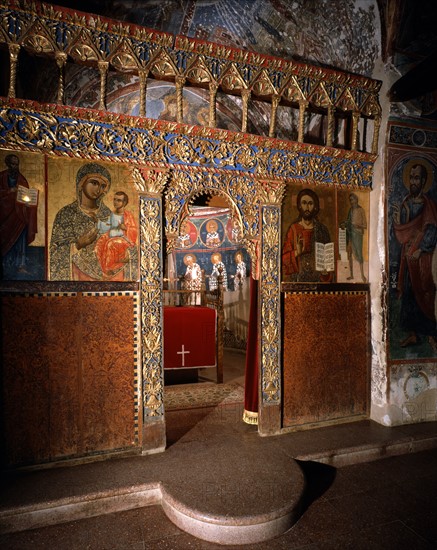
282, 188, 332, 282
393, 161, 437, 350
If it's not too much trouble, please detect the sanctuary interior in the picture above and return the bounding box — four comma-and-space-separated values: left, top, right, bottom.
0, 0, 436, 500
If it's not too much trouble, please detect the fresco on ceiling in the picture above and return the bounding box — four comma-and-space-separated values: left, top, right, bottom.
388, 0, 437, 120
0, 149, 45, 281
95, 0, 379, 76
387, 146, 437, 360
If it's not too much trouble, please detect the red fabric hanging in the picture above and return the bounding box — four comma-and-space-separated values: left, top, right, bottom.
243, 276, 259, 424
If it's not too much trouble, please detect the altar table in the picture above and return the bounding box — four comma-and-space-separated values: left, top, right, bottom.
163, 306, 216, 370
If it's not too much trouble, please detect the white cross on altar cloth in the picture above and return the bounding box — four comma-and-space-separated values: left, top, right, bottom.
177, 344, 190, 367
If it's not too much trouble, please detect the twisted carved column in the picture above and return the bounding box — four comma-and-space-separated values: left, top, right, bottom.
326, 105, 335, 147
298, 100, 308, 143
139, 70, 149, 117
371, 116, 381, 155
175, 76, 186, 124
98, 61, 109, 111
241, 89, 251, 133
208, 82, 218, 127
7, 43, 20, 99
55, 52, 67, 105
351, 111, 360, 151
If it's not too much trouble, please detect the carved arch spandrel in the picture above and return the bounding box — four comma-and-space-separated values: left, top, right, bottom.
163, 169, 261, 262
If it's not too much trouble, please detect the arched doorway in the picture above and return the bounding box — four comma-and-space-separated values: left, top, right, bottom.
162, 189, 251, 435
137, 167, 285, 451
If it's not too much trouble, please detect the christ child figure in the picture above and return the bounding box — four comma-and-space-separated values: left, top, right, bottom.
95, 191, 138, 279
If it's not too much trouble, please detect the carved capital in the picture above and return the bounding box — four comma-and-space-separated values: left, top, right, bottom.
258, 179, 286, 205
132, 167, 168, 195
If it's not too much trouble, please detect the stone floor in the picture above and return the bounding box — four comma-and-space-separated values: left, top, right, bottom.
1, 350, 436, 548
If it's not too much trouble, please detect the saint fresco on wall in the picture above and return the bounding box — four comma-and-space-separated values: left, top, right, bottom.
169, 206, 250, 292
48, 158, 139, 281
281, 184, 336, 283
387, 150, 437, 360
0, 149, 45, 281
336, 189, 369, 283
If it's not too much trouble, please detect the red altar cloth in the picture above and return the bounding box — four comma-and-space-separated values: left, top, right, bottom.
163, 306, 216, 369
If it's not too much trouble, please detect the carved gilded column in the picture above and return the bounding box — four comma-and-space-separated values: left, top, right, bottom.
7, 43, 20, 99
371, 115, 381, 155
326, 105, 335, 147
55, 52, 67, 105
298, 100, 308, 143
139, 69, 148, 117
351, 111, 360, 151
98, 61, 109, 111
269, 94, 280, 138
241, 89, 251, 133
132, 168, 168, 452
257, 180, 286, 435
208, 82, 218, 128
175, 76, 186, 124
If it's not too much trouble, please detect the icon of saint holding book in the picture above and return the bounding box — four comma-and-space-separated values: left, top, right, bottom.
282, 187, 333, 282
0, 153, 38, 276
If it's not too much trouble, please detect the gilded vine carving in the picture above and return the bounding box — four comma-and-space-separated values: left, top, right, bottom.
0, 103, 375, 187
260, 206, 281, 404
139, 197, 164, 418
132, 167, 168, 196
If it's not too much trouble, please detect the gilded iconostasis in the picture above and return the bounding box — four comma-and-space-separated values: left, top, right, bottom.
35, 0, 381, 142
2, 147, 374, 291
2, 0, 437, 434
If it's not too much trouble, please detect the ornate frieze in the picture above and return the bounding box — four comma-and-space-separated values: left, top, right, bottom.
388, 122, 437, 150
0, 102, 374, 187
